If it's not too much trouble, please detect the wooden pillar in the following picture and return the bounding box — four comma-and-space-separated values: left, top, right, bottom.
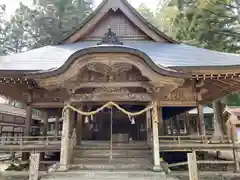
24, 105, 32, 137
55, 116, 60, 137
213, 100, 224, 138
169, 118, 174, 135
185, 112, 193, 135
40, 111, 48, 161
163, 119, 167, 136
42, 111, 48, 136
176, 115, 181, 135
173, 116, 180, 135
76, 105, 83, 145
59, 104, 71, 171
151, 102, 162, 172
69, 109, 75, 135
158, 106, 164, 136
22, 105, 32, 161
146, 109, 151, 145
198, 104, 206, 136
219, 103, 227, 134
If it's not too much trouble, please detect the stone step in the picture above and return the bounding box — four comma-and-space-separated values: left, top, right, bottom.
77, 146, 150, 150
73, 149, 151, 158
69, 163, 152, 171
42, 171, 178, 180
77, 141, 150, 150
73, 157, 152, 164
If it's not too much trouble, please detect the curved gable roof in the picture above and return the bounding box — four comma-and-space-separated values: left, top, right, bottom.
26, 45, 187, 78
1, 41, 240, 73
59, 0, 178, 44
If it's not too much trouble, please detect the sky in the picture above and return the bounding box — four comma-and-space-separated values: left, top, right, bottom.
1, 0, 158, 17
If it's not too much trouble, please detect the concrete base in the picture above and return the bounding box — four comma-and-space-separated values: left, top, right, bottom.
58, 165, 68, 172
152, 165, 163, 172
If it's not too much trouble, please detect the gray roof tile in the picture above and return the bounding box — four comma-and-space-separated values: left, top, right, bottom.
0, 41, 240, 71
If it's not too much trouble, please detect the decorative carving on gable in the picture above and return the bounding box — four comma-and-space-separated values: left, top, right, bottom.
87, 62, 132, 75
97, 28, 123, 45
86, 62, 133, 81
111, 63, 132, 73
87, 63, 111, 76
164, 88, 196, 101
38, 53, 184, 93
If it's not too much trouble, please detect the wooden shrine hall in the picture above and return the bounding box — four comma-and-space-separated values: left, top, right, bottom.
0, 0, 240, 172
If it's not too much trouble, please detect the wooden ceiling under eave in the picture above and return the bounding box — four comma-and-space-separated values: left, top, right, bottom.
0, 77, 37, 104
194, 76, 240, 103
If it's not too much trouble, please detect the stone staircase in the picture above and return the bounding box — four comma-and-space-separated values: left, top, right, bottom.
71, 141, 153, 171
43, 171, 178, 180
42, 141, 180, 180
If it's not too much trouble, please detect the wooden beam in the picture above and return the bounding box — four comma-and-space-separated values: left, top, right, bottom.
31, 102, 64, 108
159, 101, 197, 107
73, 81, 152, 89
70, 93, 152, 102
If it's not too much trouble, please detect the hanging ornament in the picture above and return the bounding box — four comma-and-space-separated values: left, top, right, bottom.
84, 116, 89, 124
131, 117, 135, 125
128, 115, 131, 123
91, 114, 94, 121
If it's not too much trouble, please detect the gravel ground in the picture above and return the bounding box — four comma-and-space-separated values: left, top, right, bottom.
0, 171, 240, 180
170, 171, 240, 180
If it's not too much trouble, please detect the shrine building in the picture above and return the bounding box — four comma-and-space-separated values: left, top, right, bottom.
0, 0, 240, 172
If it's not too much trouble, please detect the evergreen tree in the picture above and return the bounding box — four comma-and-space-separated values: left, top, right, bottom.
32, 0, 93, 47
0, 4, 7, 55
2, 0, 93, 53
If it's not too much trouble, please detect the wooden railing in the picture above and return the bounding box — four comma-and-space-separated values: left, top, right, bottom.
159, 135, 231, 145
0, 136, 61, 146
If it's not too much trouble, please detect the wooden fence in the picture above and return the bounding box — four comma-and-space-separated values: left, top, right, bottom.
0, 136, 61, 146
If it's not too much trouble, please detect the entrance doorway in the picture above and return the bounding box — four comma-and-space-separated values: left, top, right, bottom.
81, 104, 147, 142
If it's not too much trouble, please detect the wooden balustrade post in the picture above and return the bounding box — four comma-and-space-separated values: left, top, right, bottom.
29, 152, 40, 180
231, 124, 240, 172
1, 136, 6, 145
20, 136, 23, 146
188, 151, 199, 180
45, 137, 49, 146
177, 136, 180, 145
